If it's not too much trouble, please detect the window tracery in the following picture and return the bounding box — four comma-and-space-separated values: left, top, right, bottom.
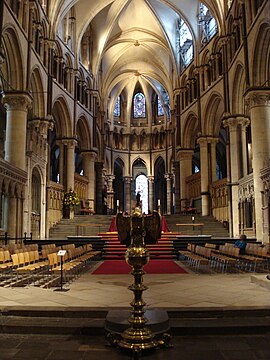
114, 96, 121, 117
198, 3, 218, 46
177, 18, 194, 71
133, 92, 146, 118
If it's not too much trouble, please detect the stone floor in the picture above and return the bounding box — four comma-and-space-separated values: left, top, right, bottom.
0, 260, 270, 359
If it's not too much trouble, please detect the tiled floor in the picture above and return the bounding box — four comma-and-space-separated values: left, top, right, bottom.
0, 261, 270, 359
0, 261, 269, 310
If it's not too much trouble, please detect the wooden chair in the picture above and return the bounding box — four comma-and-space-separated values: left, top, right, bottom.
184, 198, 197, 214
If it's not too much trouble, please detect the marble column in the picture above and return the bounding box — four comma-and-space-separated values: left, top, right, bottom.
178, 150, 193, 211
2, 92, 32, 170
124, 176, 132, 214
245, 89, 270, 242
223, 117, 240, 238
197, 138, 210, 216
82, 151, 97, 211
148, 176, 154, 213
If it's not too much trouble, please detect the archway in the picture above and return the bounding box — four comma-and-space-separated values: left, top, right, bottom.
154, 157, 166, 213
135, 174, 148, 214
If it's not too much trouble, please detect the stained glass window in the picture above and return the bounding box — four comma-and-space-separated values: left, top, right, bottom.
133, 92, 146, 118
157, 97, 164, 116
198, 3, 217, 46
177, 18, 193, 71
113, 96, 120, 117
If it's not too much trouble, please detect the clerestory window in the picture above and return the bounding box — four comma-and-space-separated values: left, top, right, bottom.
198, 3, 218, 46
177, 18, 194, 71
133, 92, 146, 118
113, 96, 121, 117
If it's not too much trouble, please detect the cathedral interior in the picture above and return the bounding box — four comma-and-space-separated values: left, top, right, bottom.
0, 0, 270, 357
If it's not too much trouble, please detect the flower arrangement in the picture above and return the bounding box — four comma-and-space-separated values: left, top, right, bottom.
63, 188, 80, 208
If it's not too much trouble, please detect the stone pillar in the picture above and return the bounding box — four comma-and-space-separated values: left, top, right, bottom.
82, 151, 97, 210
245, 89, 270, 242
106, 174, 115, 215
63, 139, 77, 191
124, 176, 132, 214
223, 117, 241, 238
178, 150, 193, 211
209, 138, 219, 183
2, 92, 32, 170
172, 161, 180, 213
197, 138, 210, 216
239, 117, 250, 177
165, 174, 172, 215
95, 162, 103, 214
148, 176, 154, 213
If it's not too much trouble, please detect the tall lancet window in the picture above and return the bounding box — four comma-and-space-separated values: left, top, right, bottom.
198, 3, 218, 46
114, 96, 121, 117
157, 97, 164, 116
177, 18, 194, 71
133, 92, 146, 118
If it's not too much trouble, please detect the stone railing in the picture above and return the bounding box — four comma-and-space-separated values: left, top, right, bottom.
210, 178, 228, 223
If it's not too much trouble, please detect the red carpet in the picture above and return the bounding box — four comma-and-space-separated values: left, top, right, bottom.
92, 260, 188, 275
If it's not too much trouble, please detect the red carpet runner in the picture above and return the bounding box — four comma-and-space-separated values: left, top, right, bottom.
92, 260, 188, 275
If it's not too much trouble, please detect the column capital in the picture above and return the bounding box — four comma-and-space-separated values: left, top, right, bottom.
222, 117, 238, 130
197, 136, 208, 146
123, 176, 132, 184
164, 173, 172, 181
245, 88, 270, 110
81, 150, 97, 161
61, 137, 78, 148
2, 91, 32, 111
177, 149, 193, 161
147, 176, 155, 183
28, 116, 55, 137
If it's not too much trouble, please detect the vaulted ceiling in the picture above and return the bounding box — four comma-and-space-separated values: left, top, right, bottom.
49, 0, 225, 112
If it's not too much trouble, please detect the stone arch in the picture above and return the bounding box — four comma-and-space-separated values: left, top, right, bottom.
29, 66, 46, 119
76, 116, 91, 150
2, 26, 24, 90
202, 92, 223, 136
252, 22, 270, 86
182, 112, 198, 148
52, 96, 73, 137
231, 62, 245, 114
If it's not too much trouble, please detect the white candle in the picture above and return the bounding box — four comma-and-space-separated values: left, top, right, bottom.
158, 199, 160, 206
117, 200, 119, 206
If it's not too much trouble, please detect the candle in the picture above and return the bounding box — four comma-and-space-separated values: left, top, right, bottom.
192, 216, 195, 221
117, 200, 119, 206
158, 199, 160, 206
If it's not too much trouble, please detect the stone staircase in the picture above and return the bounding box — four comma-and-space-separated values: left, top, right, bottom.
49, 214, 229, 240
164, 214, 230, 238
49, 215, 114, 239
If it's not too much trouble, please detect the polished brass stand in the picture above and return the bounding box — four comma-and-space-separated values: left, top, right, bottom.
107, 205, 171, 357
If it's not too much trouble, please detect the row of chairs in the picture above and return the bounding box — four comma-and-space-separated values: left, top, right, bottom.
0, 243, 38, 255
0, 243, 101, 287
180, 242, 270, 273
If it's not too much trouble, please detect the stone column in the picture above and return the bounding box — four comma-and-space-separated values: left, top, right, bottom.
148, 176, 154, 213
172, 161, 180, 213
124, 176, 132, 214
197, 138, 210, 216
165, 174, 172, 215
178, 150, 193, 211
239, 117, 250, 177
223, 117, 241, 238
245, 89, 270, 242
106, 174, 115, 215
2, 92, 32, 170
95, 162, 104, 214
62, 138, 77, 191
82, 151, 97, 211
209, 138, 219, 183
